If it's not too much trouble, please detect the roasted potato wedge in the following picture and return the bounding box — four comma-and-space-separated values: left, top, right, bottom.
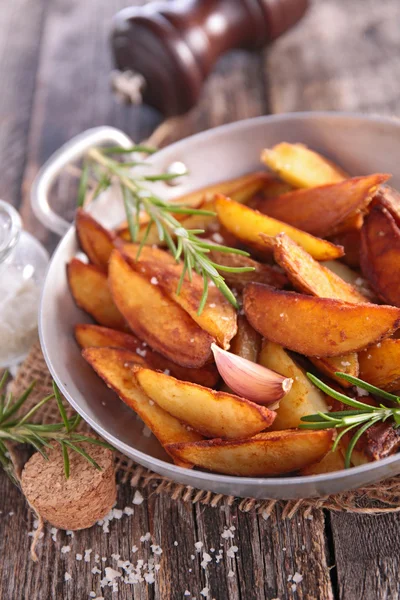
75, 324, 219, 388
261, 142, 347, 188
310, 354, 359, 388
269, 233, 368, 303
360, 204, 400, 306
117, 172, 270, 242
75, 209, 115, 270
82, 347, 203, 467
229, 315, 261, 362
259, 341, 328, 429
214, 195, 344, 261
108, 250, 213, 368
165, 429, 333, 476
67, 258, 127, 331
322, 261, 375, 300
300, 449, 345, 475
117, 241, 177, 266
207, 248, 287, 291
330, 228, 361, 268
133, 367, 276, 439
253, 174, 388, 237
244, 283, 400, 357
132, 259, 237, 349
359, 339, 400, 392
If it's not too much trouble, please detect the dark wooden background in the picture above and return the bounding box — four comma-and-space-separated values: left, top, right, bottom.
1, 0, 400, 598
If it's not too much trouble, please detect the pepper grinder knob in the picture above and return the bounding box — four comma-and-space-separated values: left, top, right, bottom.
111, 0, 309, 117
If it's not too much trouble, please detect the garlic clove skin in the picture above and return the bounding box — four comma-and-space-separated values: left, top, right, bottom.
211, 343, 292, 406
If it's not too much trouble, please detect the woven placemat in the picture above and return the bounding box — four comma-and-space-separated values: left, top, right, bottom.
8, 341, 400, 518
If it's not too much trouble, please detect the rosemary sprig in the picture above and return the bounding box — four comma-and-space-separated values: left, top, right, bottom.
300, 372, 400, 468
0, 373, 113, 480
78, 145, 254, 313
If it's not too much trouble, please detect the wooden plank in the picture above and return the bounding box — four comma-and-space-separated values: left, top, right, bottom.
330, 512, 400, 600
0, 0, 48, 208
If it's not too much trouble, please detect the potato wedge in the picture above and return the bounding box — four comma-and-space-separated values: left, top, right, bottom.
75, 209, 115, 270
67, 258, 127, 331
82, 347, 203, 467
330, 228, 361, 268
253, 174, 388, 237
108, 250, 213, 367
244, 283, 400, 357
300, 449, 345, 475
360, 204, 400, 306
165, 429, 333, 476
131, 258, 237, 349
117, 241, 177, 266
117, 172, 270, 243
359, 339, 400, 392
75, 324, 219, 388
310, 354, 359, 388
259, 341, 328, 429
133, 367, 275, 439
230, 315, 261, 362
327, 211, 364, 237
207, 248, 287, 291
214, 195, 344, 261
269, 233, 368, 303
322, 261, 375, 300
261, 142, 347, 188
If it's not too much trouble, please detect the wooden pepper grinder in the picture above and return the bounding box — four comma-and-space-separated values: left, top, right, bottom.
111, 0, 309, 117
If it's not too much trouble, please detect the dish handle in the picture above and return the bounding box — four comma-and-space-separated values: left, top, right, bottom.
30, 126, 134, 236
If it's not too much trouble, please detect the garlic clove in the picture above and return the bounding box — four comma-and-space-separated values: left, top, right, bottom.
211, 343, 292, 406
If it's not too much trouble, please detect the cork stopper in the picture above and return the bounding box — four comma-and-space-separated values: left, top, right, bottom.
21, 439, 116, 531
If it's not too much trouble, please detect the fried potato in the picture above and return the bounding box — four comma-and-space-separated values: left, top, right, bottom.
75, 209, 115, 271
229, 315, 261, 362
165, 429, 333, 476
108, 250, 213, 368
117, 172, 270, 243
330, 228, 361, 268
310, 354, 359, 388
82, 347, 203, 467
360, 204, 400, 306
327, 211, 364, 236
252, 175, 388, 237
300, 449, 345, 475
258, 341, 328, 429
133, 367, 275, 439
322, 261, 375, 300
269, 233, 368, 302
261, 142, 347, 188
132, 258, 237, 349
75, 324, 219, 388
207, 248, 287, 291
359, 339, 400, 392
244, 283, 400, 357
67, 258, 127, 331
117, 241, 177, 266
214, 195, 344, 261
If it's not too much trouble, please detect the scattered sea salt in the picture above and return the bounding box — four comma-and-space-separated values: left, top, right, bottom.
76, 553, 83, 561
140, 532, 151, 542
61, 546, 71, 554
293, 572, 303, 584
356, 386, 369, 397
226, 545, 238, 558
194, 541, 203, 552
133, 490, 144, 505
51, 527, 58, 542
228, 570, 235, 578
64, 572, 71, 582
200, 587, 209, 597
84, 549, 93, 562
136, 347, 147, 357
174, 541, 178, 547
150, 277, 158, 285
124, 507, 134, 516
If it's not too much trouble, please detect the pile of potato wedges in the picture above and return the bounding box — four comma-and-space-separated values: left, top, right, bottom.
68, 142, 400, 477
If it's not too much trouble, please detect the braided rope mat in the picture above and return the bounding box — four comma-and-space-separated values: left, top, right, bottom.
9, 342, 400, 517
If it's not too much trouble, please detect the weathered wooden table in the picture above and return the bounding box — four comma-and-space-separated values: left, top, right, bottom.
1, 1, 400, 598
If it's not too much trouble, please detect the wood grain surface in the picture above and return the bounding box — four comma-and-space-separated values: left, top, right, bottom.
1, 0, 400, 598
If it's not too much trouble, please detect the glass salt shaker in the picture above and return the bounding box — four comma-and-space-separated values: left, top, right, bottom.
0, 200, 49, 367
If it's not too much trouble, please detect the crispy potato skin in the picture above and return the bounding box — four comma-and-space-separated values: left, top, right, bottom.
166, 429, 333, 476
134, 367, 275, 440
253, 174, 389, 237
82, 347, 203, 467
67, 258, 127, 331
75, 209, 115, 271
269, 233, 368, 303
229, 315, 261, 363
359, 339, 400, 392
215, 195, 344, 261
75, 324, 219, 388
132, 259, 237, 349
300, 449, 345, 475
261, 143, 347, 188
360, 204, 400, 306
244, 283, 400, 357
108, 250, 213, 368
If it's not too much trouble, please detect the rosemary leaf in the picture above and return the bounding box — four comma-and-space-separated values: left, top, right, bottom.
53, 382, 70, 433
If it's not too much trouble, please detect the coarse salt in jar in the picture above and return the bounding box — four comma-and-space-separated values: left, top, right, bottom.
0, 200, 49, 367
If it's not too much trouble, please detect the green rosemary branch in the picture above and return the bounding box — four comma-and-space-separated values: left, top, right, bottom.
0, 372, 112, 480
300, 372, 400, 468
78, 145, 254, 313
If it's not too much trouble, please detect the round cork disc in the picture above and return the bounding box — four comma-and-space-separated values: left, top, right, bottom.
21, 439, 116, 530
